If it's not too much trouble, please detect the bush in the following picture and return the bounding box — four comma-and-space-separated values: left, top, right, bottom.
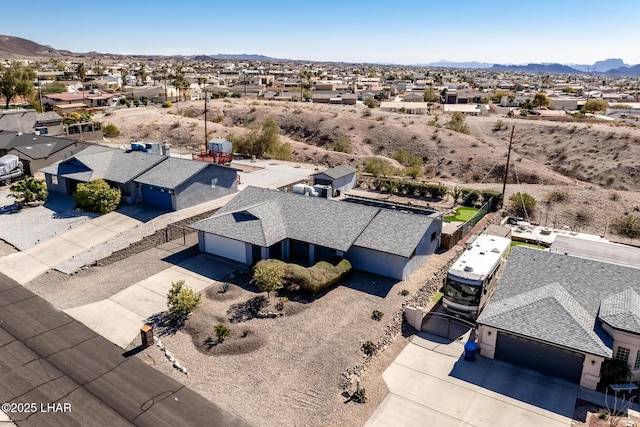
609, 214, 640, 239
352, 388, 367, 404
219, 282, 231, 293
363, 98, 376, 108
403, 165, 423, 178
445, 112, 470, 135
371, 310, 384, 321
8, 177, 47, 204
480, 190, 503, 211
333, 135, 352, 153
231, 119, 291, 160
167, 280, 202, 320
399, 289, 409, 296
102, 123, 120, 138
546, 190, 568, 204
73, 179, 121, 214
213, 324, 230, 343
460, 188, 480, 207
494, 119, 505, 131
362, 341, 377, 355
509, 192, 536, 218
162, 101, 173, 108
255, 259, 352, 295
363, 157, 391, 177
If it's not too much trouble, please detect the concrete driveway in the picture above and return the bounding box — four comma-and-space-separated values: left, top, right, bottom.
366, 333, 578, 427
0, 211, 141, 284
65, 254, 240, 348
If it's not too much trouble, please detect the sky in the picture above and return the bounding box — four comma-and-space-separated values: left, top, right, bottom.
4, 0, 640, 65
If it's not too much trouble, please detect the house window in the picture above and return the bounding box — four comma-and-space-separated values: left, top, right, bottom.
635, 351, 640, 370
431, 232, 437, 241
211, 178, 218, 188
615, 346, 630, 363
51, 176, 58, 185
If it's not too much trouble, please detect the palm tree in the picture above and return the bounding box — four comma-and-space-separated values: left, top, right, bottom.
76, 62, 87, 101
8, 177, 48, 205
161, 65, 169, 101
119, 67, 129, 91
599, 359, 632, 390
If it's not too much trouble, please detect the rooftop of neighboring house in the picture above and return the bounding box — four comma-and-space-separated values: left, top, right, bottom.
478, 246, 640, 357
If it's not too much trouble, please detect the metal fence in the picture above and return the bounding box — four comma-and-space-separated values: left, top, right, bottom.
461, 197, 492, 237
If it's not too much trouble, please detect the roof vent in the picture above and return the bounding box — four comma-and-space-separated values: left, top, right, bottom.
464, 266, 473, 272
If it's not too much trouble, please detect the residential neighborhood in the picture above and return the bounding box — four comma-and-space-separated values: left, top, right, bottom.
2, 3, 640, 426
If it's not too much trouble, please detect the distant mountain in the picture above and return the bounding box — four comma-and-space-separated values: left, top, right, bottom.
420, 60, 494, 69
570, 58, 628, 73
194, 53, 277, 61
0, 34, 66, 58
490, 63, 584, 74
606, 63, 640, 76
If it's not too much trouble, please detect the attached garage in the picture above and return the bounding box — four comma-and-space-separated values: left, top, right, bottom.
495, 332, 585, 383
141, 185, 173, 209
201, 232, 247, 264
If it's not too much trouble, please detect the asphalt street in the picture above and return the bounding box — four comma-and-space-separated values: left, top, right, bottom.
0, 272, 253, 427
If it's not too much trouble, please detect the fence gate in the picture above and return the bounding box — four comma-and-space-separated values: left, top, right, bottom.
421, 312, 476, 341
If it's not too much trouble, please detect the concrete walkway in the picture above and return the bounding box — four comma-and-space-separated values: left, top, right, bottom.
65, 254, 240, 348
366, 333, 578, 427
0, 212, 141, 284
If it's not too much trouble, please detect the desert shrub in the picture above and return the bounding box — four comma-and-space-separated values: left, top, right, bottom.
363, 157, 391, 177
371, 310, 384, 321
167, 280, 202, 320
363, 98, 376, 108
581, 99, 609, 114
574, 209, 591, 226
403, 165, 423, 179
493, 119, 505, 131
332, 135, 352, 153
251, 261, 284, 298
445, 112, 470, 135
609, 214, 640, 239
509, 192, 536, 218
275, 297, 288, 311
230, 119, 291, 160
352, 388, 367, 404
219, 282, 231, 293
73, 179, 121, 214
213, 324, 230, 343
361, 341, 377, 355
546, 190, 568, 203
231, 92, 242, 98
399, 289, 410, 296
391, 148, 422, 167
609, 192, 619, 201
361, 109, 372, 118
8, 177, 47, 204
102, 123, 120, 138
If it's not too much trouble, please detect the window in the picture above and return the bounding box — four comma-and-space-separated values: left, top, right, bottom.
211, 178, 218, 188
615, 346, 630, 363
51, 176, 58, 185
431, 231, 437, 241
635, 351, 640, 370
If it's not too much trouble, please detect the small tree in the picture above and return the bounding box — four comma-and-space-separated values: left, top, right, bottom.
213, 324, 230, 343
8, 177, 47, 204
73, 179, 121, 214
363, 157, 391, 177
167, 280, 202, 321
251, 261, 284, 298
531, 92, 550, 108
363, 97, 376, 108
509, 192, 536, 218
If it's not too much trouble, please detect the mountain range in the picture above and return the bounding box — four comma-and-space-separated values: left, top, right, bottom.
1, 35, 639, 76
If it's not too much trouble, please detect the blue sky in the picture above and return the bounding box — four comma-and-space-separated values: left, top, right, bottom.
4, 0, 640, 65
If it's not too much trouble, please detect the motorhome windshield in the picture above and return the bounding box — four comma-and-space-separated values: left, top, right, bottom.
444, 277, 482, 305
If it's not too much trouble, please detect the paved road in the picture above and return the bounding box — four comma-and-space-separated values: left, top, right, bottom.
0, 273, 253, 427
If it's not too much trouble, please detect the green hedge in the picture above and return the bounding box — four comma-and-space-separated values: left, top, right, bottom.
261, 258, 352, 294
371, 178, 447, 200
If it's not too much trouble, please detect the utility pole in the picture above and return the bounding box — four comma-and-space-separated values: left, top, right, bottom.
501, 125, 515, 198
204, 89, 208, 150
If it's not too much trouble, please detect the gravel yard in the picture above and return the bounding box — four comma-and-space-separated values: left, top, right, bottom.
127, 250, 457, 427
0, 190, 97, 251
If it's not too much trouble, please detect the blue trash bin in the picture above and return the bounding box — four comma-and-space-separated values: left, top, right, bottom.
464, 341, 477, 361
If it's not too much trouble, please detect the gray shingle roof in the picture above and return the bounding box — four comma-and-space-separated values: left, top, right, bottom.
599, 290, 640, 334
41, 145, 166, 184
354, 209, 435, 257
134, 157, 209, 189
477, 246, 640, 356
192, 186, 435, 255
9, 134, 77, 160
313, 164, 357, 180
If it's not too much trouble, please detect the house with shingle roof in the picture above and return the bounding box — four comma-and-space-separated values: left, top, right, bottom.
40, 145, 237, 210
477, 246, 640, 390
192, 186, 442, 280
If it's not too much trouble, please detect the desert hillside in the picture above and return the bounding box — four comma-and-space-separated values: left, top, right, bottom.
96, 99, 640, 241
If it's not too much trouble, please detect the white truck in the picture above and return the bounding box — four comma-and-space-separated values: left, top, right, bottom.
0, 154, 25, 186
